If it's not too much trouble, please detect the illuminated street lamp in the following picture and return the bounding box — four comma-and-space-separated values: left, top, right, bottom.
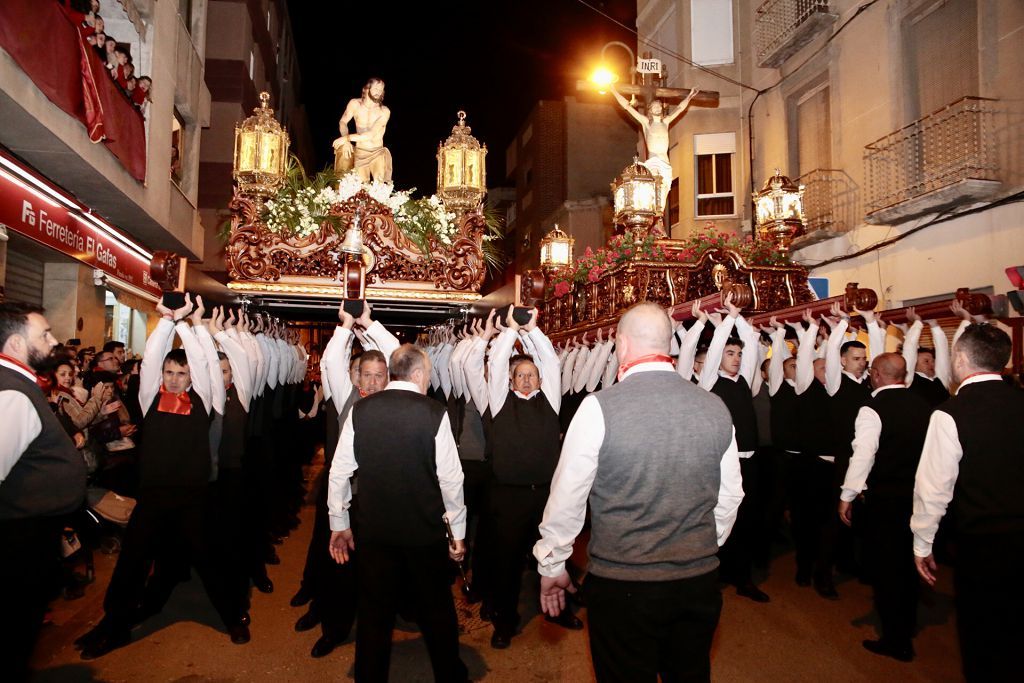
612, 157, 661, 237
753, 168, 805, 254
437, 111, 487, 215
589, 41, 636, 94
539, 224, 575, 274
233, 92, 289, 198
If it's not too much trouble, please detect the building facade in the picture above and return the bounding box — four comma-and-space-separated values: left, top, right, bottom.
0, 0, 217, 352
196, 0, 313, 275
634, 0, 1024, 307
506, 97, 638, 272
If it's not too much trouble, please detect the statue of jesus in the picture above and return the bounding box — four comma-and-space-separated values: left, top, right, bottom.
333, 77, 393, 184
610, 84, 700, 214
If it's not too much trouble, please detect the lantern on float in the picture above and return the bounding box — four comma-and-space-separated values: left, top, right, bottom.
233, 92, 289, 198
753, 168, 805, 254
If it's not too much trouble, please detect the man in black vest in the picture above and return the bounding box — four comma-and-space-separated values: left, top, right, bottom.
535, 301, 743, 682
838, 352, 932, 662
328, 344, 468, 682
484, 307, 580, 649
695, 293, 769, 603
77, 295, 247, 660
912, 323, 1023, 682
1, 302, 87, 681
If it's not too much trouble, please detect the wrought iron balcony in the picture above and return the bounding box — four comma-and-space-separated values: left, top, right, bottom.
864, 97, 1000, 225
755, 0, 836, 68
791, 169, 859, 248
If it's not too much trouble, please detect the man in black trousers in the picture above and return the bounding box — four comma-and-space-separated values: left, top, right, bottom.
1, 303, 87, 682
912, 323, 1023, 682
838, 352, 932, 662
328, 344, 468, 682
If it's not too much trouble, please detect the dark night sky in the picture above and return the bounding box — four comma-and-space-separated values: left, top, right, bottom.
286, 0, 637, 194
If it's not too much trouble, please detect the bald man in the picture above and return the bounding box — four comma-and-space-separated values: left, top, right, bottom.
535, 302, 743, 682
838, 353, 932, 662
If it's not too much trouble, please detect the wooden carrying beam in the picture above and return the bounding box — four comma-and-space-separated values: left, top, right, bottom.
874, 288, 993, 324
745, 283, 878, 328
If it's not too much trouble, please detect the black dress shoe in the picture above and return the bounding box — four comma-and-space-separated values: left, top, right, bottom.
814, 580, 839, 600
295, 609, 320, 632
80, 628, 131, 660
253, 576, 274, 594
229, 623, 251, 645
239, 612, 251, 626
736, 583, 771, 603
479, 604, 495, 622
490, 627, 513, 649
544, 611, 584, 630
862, 639, 914, 662
290, 586, 312, 607
311, 634, 340, 658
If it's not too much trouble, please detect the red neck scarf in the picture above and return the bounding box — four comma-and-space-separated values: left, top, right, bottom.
617, 354, 674, 381
157, 385, 192, 415
0, 352, 38, 381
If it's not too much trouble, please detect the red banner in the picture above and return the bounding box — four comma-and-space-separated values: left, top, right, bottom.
0, 166, 161, 298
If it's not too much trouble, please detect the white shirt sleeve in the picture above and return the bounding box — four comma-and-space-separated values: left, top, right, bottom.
735, 315, 760, 389
176, 322, 212, 415
585, 340, 615, 393
139, 318, 176, 416
561, 347, 580, 395
715, 429, 745, 546
911, 411, 962, 557
867, 320, 886, 364
933, 322, 953, 389
328, 411, 358, 531
194, 326, 226, 415
951, 320, 970, 352
534, 395, 603, 577
259, 334, 278, 390
699, 316, 736, 391
364, 320, 400, 365
603, 348, 619, 388
435, 413, 467, 540
825, 318, 848, 396
902, 320, 924, 386
487, 328, 518, 416
528, 327, 562, 414
795, 323, 819, 395
448, 339, 469, 399
463, 338, 489, 414
215, 330, 253, 412
0, 391, 43, 482
570, 346, 591, 394
435, 343, 455, 399
840, 406, 882, 501
676, 320, 705, 382
768, 328, 787, 397
275, 338, 291, 386
321, 327, 355, 408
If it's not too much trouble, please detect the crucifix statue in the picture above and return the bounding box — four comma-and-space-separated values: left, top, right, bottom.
604, 59, 719, 230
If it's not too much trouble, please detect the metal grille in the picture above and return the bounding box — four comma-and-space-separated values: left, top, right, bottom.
755, 0, 831, 66
797, 169, 858, 237
864, 97, 997, 214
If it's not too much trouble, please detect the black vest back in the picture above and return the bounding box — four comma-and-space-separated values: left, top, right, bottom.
941, 380, 1024, 536
771, 381, 800, 452
0, 367, 86, 519
829, 374, 872, 457
219, 385, 247, 471
711, 375, 758, 451
797, 380, 833, 456
909, 374, 950, 408
351, 389, 448, 546
490, 391, 561, 485
864, 388, 932, 501
139, 389, 212, 489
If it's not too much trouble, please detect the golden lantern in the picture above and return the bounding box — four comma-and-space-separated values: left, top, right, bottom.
611, 157, 662, 236
539, 224, 575, 273
437, 111, 487, 214
753, 168, 805, 254
233, 92, 290, 198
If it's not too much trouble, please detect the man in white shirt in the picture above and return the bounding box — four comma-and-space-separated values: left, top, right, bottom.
535, 302, 742, 682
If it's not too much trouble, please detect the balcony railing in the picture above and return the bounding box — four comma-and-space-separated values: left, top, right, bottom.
864, 97, 1000, 224
755, 0, 836, 68
792, 168, 859, 247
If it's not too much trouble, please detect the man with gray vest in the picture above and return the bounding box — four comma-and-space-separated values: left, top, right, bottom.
328, 344, 468, 682
535, 301, 743, 682
1, 302, 87, 681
